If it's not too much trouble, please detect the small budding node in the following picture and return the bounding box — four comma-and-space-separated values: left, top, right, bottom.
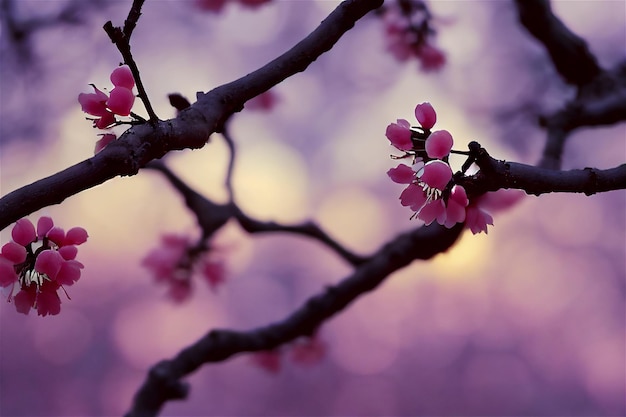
0, 217, 88, 316
385, 101, 525, 234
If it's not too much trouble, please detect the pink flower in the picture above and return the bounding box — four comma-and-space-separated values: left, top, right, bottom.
387, 163, 416, 184
465, 205, 494, 235
238, 0, 271, 8
110, 65, 135, 89
425, 130, 453, 159
12, 218, 36, 246
78, 86, 109, 117
106, 87, 135, 116
95, 133, 117, 154
1, 217, 88, 316
251, 350, 281, 373
194, 0, 227, 12
416, 43, 446, 72
245, 91, 279, 111
79, 66, 136, 129
465, 189, 525, 234
385, 119, 412, 151
290, 336, 327, 366
142, 234, 226, 302
443, 185, 469, 228
414, 102, 437, 130
420, 160, 452, 190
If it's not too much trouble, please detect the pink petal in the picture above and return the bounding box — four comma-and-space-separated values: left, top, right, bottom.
13, 287, 36, 315
420, 160, 452, 190
465, 205, 493, 235
78, 86, 109, 117
201, 261, 225, 291
245, 91, 278, 111
399, 184, 427, 210
36, 282, 61, 316
194, 0, 228, 12
106, 87, 135, 116
35, 250, 63, 280
252, 351, 281, 373
477, 189, 526, 213
37, 216, 54, 238
2, 242, 26, 264
449, 185, 469, 207
0, 257, 18, 287
12, 218, 36, 246
59, 245, 78, 260
110, 65, 135, 89
385, 119, 413, 151
65, 227, 89, 245
56, 260, 84, 286
290, 337, 326, 366
418, 199, 446, 225
95, 111, 116, 129
416, 43, 446, 72
94, 134, 117, 154
425, 130, 453, 159
387, 164, 416, 184
414, 102, 436, 130
47, 227, 66, 246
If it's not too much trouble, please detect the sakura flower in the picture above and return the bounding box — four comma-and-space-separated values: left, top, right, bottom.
290, 336, 327, 366
465, 189, 525, 234
79, 65, 135, 129
0, 217, 88, 316
251, 350, 282, 373
245, 91, 279, 111
380, 2, 446, 72
416, 43, 446, 72
95, 133, 117, 154
385, 119, 412, 151
142, 233, 226, 302
425, 130, 453, 159
414, 102, 437, 130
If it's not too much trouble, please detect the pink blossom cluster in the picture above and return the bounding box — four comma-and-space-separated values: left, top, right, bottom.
142, 234, 225, 302
194, 0, 271, 13
78, 65, 135, 153
0, 217, 88, 316
381, 3, 445, 71
251, 335, 327, 373
386, 102, 523, 234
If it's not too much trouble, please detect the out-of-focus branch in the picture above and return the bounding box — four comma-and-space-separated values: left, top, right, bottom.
514, 0, 601, 86
145, 161, 367, 266
124, 222, 463, 417
461, 142, 626, 197
0, 0, 385, 232
233, 208, 368, 266
514, 1, 626, 170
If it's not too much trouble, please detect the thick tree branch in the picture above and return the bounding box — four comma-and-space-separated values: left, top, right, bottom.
514, 0, 601, 86
0, 0, 384, 232
125, 223, 463, 417
462, 142, 626, 197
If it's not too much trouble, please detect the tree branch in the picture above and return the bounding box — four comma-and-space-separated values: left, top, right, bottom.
514, 0, 601, 86
125, 222, 463, 417
0, 0, 384, 232
462, 142, 626, 197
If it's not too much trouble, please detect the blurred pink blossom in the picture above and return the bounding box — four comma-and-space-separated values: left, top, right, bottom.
142, 234, 226, 302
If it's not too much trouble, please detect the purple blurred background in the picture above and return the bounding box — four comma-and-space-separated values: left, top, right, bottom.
1, 1, 624, 416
